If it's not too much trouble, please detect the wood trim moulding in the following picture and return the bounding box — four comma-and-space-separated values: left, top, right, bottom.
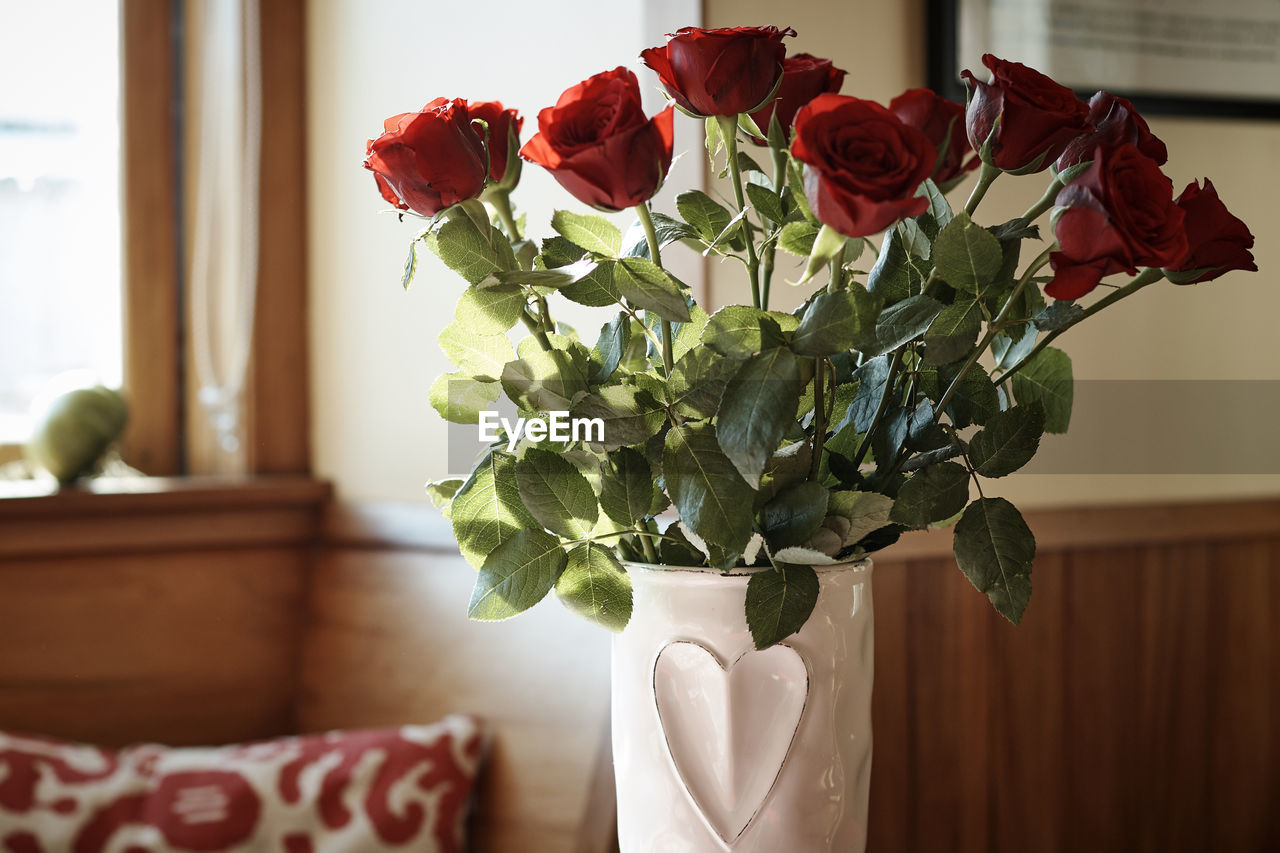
0, 476, 331, 559
321, 496, 1280, 559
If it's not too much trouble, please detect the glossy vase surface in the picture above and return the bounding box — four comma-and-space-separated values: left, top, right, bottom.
611, 561, 874, 852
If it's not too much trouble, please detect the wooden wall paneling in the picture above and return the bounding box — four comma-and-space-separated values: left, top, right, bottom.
299, 549, 614, 853
0, 548, 307, 747
866, 557, 909, 853
120, 0, 182, 476
987, 550, 1067, 853
1207, 537, 1277, 848
248, 0, 310, 474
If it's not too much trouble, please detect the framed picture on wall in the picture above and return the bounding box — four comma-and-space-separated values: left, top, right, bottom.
927, 0, 1280, 118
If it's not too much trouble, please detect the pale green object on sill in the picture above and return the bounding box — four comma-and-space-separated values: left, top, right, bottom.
25, 386, 128, 485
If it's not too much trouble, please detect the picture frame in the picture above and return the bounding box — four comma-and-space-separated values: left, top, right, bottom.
927, 0, 1280, 119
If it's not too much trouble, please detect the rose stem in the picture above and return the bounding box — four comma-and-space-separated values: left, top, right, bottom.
759, 146, 789, 309
963, 161, 1001, 217
634, 522, 660, 563
490, 190, 522, 241
518, 308, 553, 352
995, 267, 1165, 386
809, 356, 828, 481
1021, 176, 1065, 223
717, 115, 763, 310
933, 243, 1056, 418
636, 202, 674, 373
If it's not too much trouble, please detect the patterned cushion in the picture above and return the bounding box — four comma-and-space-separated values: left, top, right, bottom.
0, 715, 486, 852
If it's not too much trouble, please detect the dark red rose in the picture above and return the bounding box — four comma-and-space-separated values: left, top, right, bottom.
467, 100, 523, 183
961, 54, 1091, 173
1056, 91, 1167, 172
520, 67, 674, 211
889, 88, 978, 186
1167, 179, 1256, 284
641, 26, 795, 117
747, 53, 845, 144
791, 94, 937, 238
1048, 144, 1188, 299
364, 98, 488, 216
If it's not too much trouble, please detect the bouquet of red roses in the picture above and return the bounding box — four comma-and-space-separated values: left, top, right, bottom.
365, 26, 1255, 647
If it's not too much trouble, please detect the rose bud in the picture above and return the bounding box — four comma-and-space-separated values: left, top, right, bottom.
364, 98, 488, 217
791, 94, 937, 238
1048, 143, 1188, 300
747, 53, 846, 145
1056, 91, 1167, 174
961, 54, 1091, 174
467, 100, 524, 186
1166, 179, 1257, 284
520, 67, 674, 212
641, 26, 795, 117
889, 88, 978, 187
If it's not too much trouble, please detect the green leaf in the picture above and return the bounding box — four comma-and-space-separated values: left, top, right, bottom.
452, 452, 540, 569
429, 373, 500, 424
515, 449, 598, 539
717, 347, 804, 488
439, 322, 514, 381
932, 211, 1003, 293
425, 478, 463, 517
487, 257, 597, 289
560, 260, 620, 307
826, 490, 895, 547
537, 235, 588, 268
953, 497, 1035, 624
866, 228, 912, 304
426, 214, 517, 285
664, 421, 755, 553
500, 349, 587, 412
746, 182, 785, 224
555, 543, 633, 632
705, 115, 724, 165
917, 178, 954, 232
702, 306, 784, 358
625, 212, 699, 259
613, 257, 691, 322
1033, 300, 1085, 332
590, 312, 631, 383
761, 481, 830, 549
938, 362, 1001, 428
923, 299, 982, 366
969, 403, 1045, 477
599, 447, 654, 527
777, 221, 822, 257
571, 384, 667, 447
746, 565, 820, 649
856, 294, 944, 357
840, 355, 891, 435
402, 241, 418, 289
1009, 346, 1073, 433
659, 521, 705, 566
551, 209, 621, 257
468, 529, 567, 620
791, 286, 880, 357
787, 157, 817, 223
677, 190, 735, 243
889, 462, 970, 528
666, 347, 735, 419
670, 303, 710, 363
455, 283, 526, 334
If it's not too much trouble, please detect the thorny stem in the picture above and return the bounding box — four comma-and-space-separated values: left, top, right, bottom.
719, 115, 763, 309
635, 203, 674, 373
964, 162, 1001, 217
760, 145, 789, 308
490, 190, 522, 241
810, 357, 828, 481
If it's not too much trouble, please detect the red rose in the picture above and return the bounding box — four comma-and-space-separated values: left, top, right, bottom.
1056, 91, 1167, 172
641, 26, 795, 117
889, 88, 978, 187
520, 67, 674, 211
1167, 179, 1256, 284
364, 98, 488, 216
961, 54, 1091, 173
791, 94, 937, 238
747, 53, 845, 144
467, 100, 523, 184
1048, 144, 1188, 299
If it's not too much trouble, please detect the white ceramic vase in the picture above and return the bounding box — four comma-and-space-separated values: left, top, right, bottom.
611, 560, 874, 852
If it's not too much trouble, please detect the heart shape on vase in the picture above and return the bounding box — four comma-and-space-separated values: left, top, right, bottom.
653, 641, 809, 845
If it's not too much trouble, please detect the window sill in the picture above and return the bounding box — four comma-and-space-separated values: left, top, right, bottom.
0, 475, 331, 559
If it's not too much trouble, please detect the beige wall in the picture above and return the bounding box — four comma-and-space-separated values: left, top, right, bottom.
310, 0, 1280, 507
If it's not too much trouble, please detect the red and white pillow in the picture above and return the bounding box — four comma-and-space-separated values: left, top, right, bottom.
0, 715, 487, 852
